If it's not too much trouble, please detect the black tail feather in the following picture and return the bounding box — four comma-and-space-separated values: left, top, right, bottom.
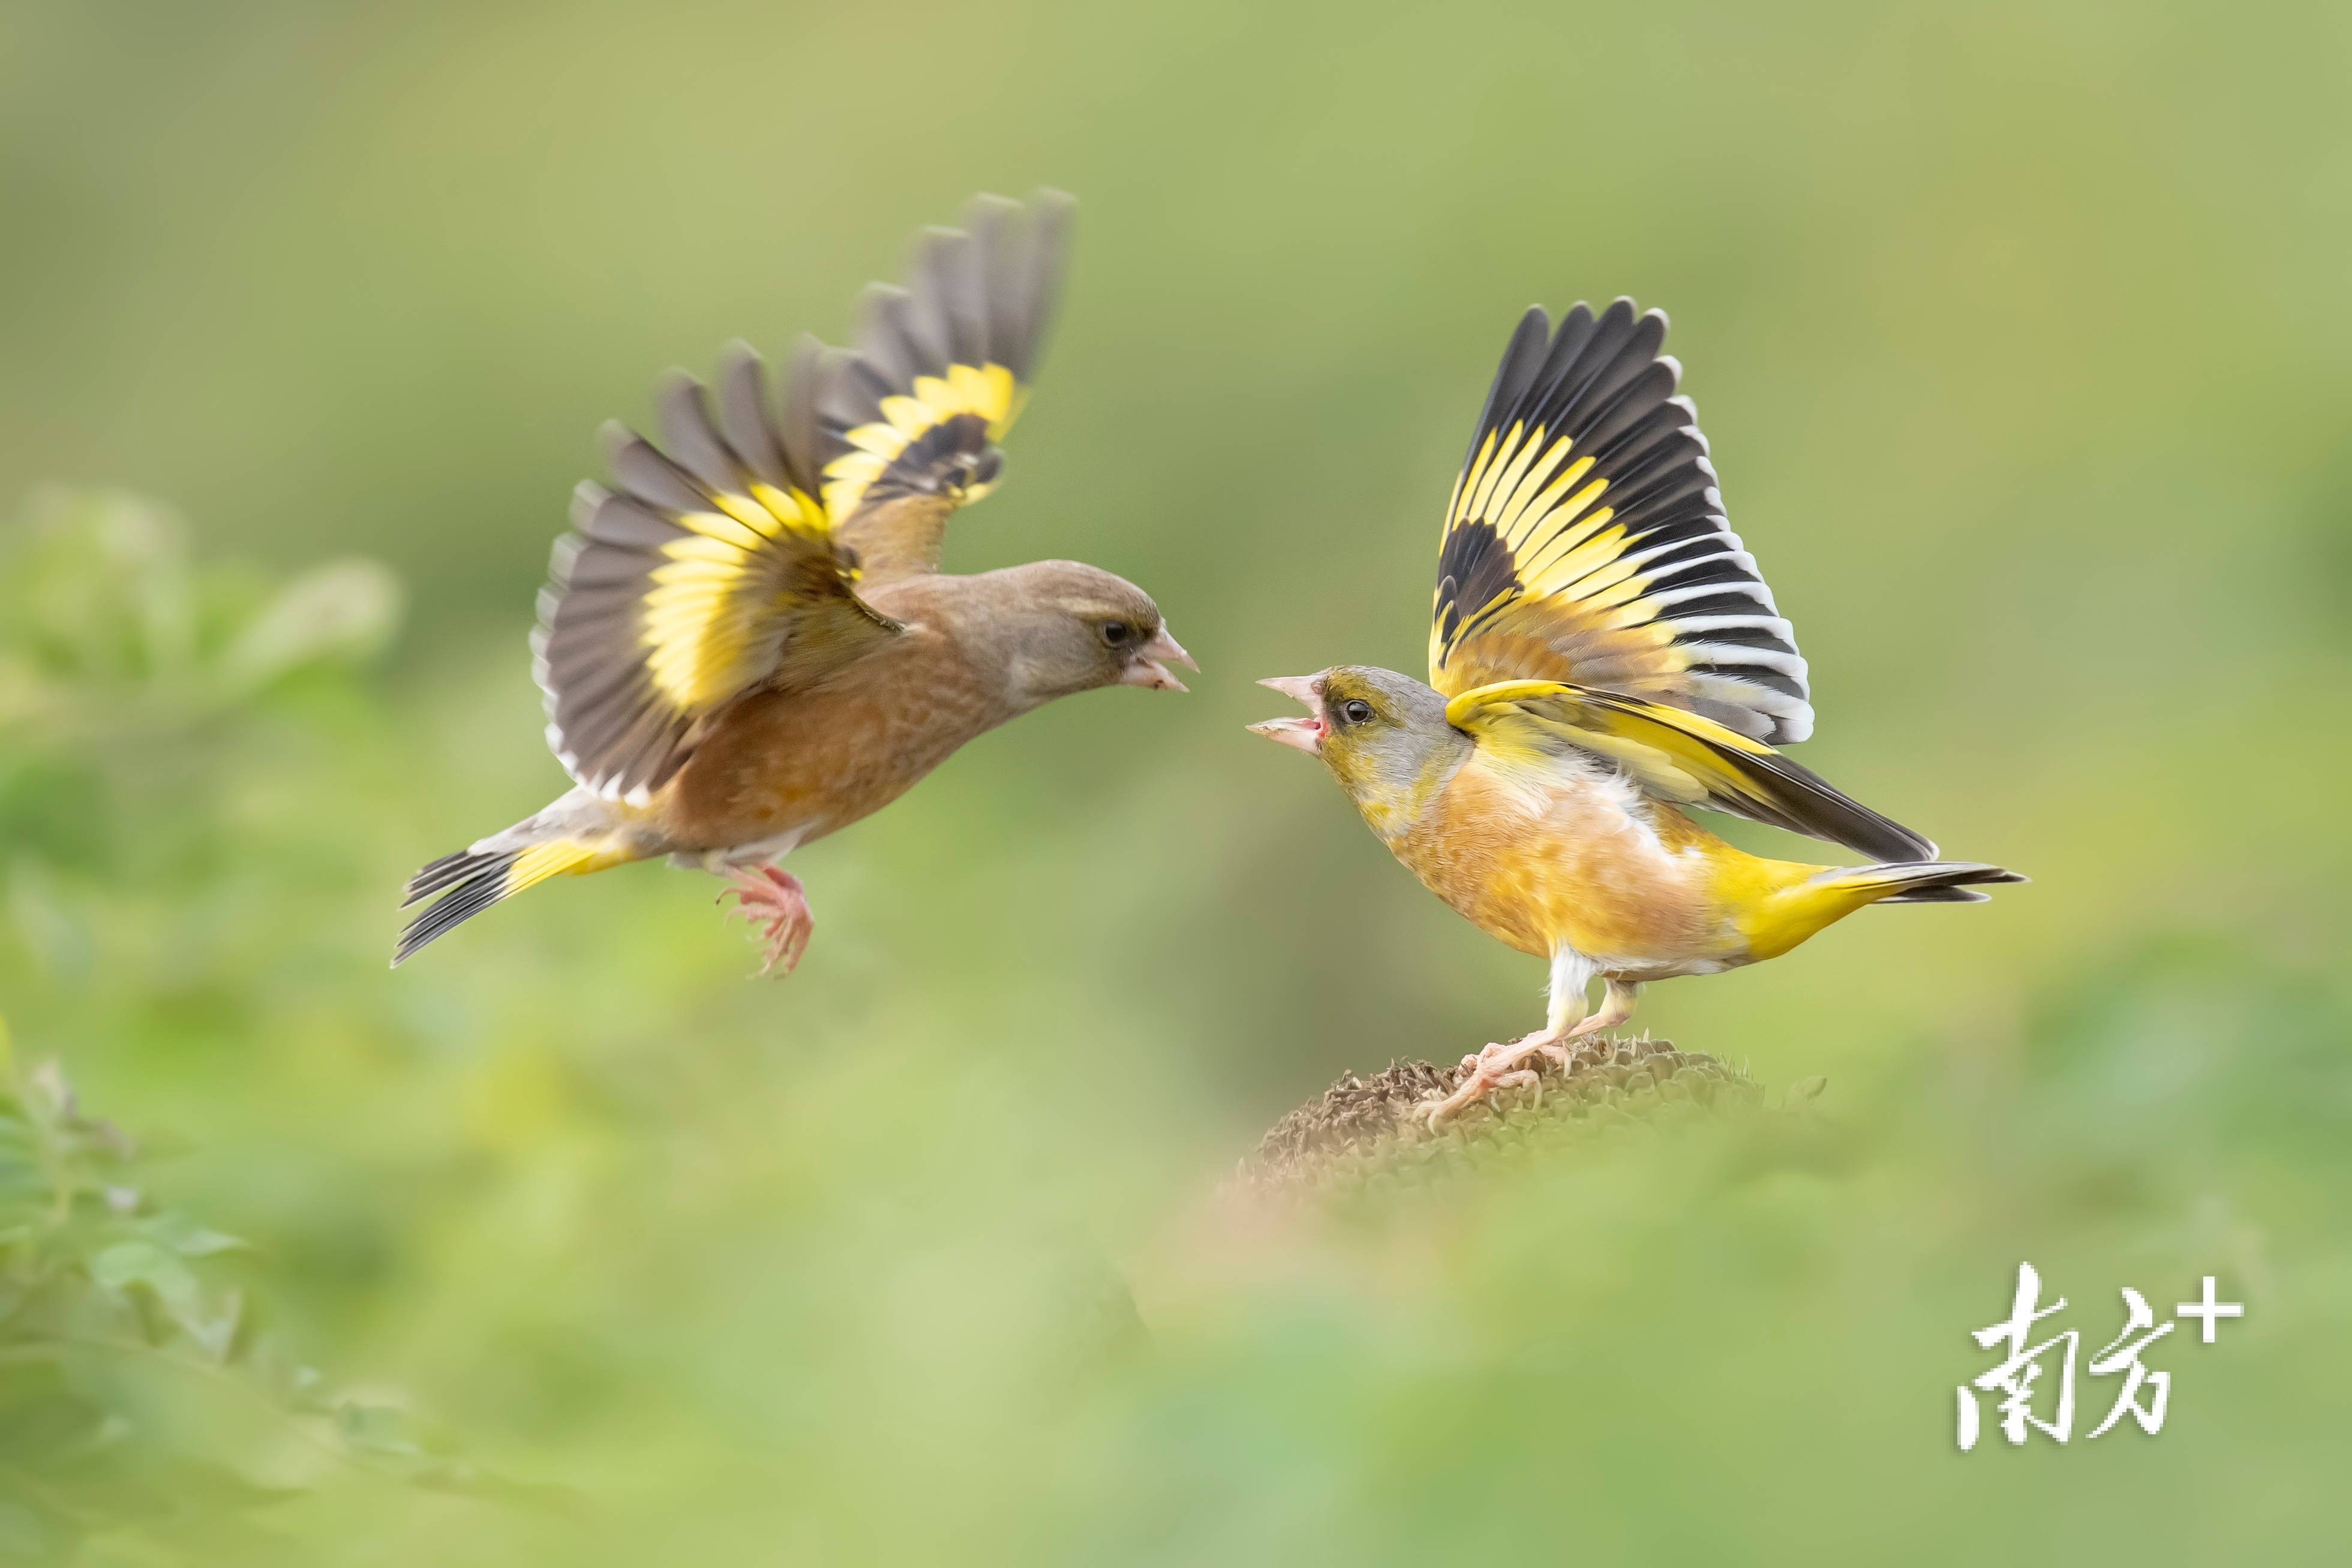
1866, 861, 2027, 905
402, 850, 491, 906
393, 850, 519, 966
1882, 884, 1993, 903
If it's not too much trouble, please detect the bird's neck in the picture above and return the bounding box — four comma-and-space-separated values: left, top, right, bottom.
864, 575, 1040, 723
1341, 738, 1473, 842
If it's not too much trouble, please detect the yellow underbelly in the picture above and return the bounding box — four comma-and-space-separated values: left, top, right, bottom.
1378, 762, 1792, 975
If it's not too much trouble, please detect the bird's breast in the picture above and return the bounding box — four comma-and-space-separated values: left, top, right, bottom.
653, 630, 1005, 852
1380, 761, 1731, 968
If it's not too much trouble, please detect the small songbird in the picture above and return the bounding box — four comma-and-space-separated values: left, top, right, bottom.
397, 192, 1194, 971
1251, 298, 2020, 1121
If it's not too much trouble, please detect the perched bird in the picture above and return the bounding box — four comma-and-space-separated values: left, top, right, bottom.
1251, 299, 2019, 1121
398, 192, 1193, 971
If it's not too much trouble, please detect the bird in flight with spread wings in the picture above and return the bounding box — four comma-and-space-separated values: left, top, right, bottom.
396, 192, 1193, 972
1250, 299, 2019, 1121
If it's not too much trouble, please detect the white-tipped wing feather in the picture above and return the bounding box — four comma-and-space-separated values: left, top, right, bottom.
1429, 301, 1813, 744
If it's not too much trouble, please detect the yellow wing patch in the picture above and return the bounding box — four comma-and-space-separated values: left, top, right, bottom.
1446, 423, 1610, 552
1429, 301, 1813, 745
536, 352, 898, 804
639, 485, 832, 709
805, 191, 1071, 584
821, 362, 1022, 521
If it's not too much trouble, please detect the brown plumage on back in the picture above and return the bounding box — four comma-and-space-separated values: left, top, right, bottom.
396, 194, 1195, 972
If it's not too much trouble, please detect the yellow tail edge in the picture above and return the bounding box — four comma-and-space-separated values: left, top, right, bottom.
392, 836, 630, 966
1748, 860, 2026, 960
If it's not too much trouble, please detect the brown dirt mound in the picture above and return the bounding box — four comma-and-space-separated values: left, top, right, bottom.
1245, 1036, 1767, 1198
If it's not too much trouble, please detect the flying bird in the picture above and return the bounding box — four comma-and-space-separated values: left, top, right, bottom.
398, 192, 1193, 971
1251, 299, 2018, 1121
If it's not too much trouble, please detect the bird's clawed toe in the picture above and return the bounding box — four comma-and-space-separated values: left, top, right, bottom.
718, 864, 815, 977
1415, 1033, 1560, 1125
1493, 1067, 1542, 1102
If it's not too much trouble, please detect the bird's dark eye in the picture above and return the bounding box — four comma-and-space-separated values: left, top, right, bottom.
1101, 621, 1132, 647
1336, 698, 1374, 726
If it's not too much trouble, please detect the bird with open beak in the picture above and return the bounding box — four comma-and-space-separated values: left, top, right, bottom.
1252, 298, 2019, 1121
397, 192, 1195, 974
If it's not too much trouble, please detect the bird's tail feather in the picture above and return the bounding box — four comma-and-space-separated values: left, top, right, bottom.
394, 829, 627, 966
1750, 858, 2024, 959
1824, 861, 2027, 903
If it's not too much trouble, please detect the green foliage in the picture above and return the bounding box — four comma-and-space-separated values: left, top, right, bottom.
1, 489, 402, 981
0, 488, 398, 750
0, 499, 531, 1563
0, 1032, 503, 1563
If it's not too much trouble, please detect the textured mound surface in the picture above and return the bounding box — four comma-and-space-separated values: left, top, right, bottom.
1246, 1037, 1768, 1199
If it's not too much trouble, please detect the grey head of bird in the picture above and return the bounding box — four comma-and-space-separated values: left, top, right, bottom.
1248, 665, 1470, 827
971, 558, 1195, 708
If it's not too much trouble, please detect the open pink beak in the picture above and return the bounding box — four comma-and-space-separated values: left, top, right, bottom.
1119, 625, 1197, 692
1247, 674, 1326, 755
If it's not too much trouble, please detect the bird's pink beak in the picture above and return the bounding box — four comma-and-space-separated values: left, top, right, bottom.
1247, 674, 1326, 755
1118, 625, 1197, 692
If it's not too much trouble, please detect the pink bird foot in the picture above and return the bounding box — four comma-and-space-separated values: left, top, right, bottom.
1414, 1031, 1564, 1126
719, 864, 815, 977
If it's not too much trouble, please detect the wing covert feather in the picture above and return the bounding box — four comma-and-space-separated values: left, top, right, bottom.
1444, 679, 1932, 861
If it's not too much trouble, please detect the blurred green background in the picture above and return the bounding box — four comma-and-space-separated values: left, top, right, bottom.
3, 0, 2348, 1560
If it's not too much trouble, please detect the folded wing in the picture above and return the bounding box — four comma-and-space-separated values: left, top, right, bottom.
1428, 301, 1813, 744
1444, 679, 1932, 862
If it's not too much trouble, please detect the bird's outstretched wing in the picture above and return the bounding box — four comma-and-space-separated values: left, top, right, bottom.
798, 190, 1073, 584
534, 346, 899, 804
1444, 679, 1932, 862
1428, 300, 1813, 744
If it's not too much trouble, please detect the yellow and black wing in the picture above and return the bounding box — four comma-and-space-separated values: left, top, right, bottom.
1428, 301, 1813, 744
800, 190, 1072, 584
533, 344, 898, 804
1445, 679, 1932, 862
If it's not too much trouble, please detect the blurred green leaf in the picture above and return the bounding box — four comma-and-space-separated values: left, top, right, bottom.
332, 1401, 425, 1459
89, 1240, 206, 1332
133, 1212, 250, 1260
218, 559, 404, 692
4, 1005, 507, 1552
